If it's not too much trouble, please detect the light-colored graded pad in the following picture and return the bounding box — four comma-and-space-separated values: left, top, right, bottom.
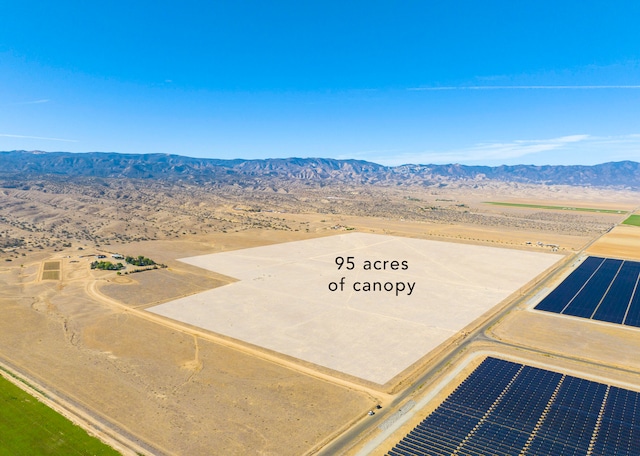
149, 233, 561, 384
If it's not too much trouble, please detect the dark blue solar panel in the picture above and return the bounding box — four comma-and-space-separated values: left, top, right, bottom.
396, 439, 430, 455
593, 261, 640, 324
454, 366, 563, 456
487, 366, 561, 431
441, 358, 520, 417
391, 442, 421, 455
563, 259, 623, 318
385, 357, 640, 456
413, 409, 477, 453
535, 256, 604, 313
623, 275, 640, 327
388, 449, 404, 456
526, 438, 587, 456
387, 451, 407, 456
592, 386, 640, 456
406, 430, 453, 455
533, 256, 640, 329
387, 358, 515, 456
530, 376, 606, 454
460, 423, 530, 455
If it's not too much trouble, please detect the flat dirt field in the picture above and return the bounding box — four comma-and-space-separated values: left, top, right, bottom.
492, 309, 640, 372
149, 233, 562, 385
586, 224, 640, 260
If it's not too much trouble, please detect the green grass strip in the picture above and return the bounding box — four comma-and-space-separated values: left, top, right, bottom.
485, 202, 626, 214
622, 214, 640, 226
0, 374, 121, 456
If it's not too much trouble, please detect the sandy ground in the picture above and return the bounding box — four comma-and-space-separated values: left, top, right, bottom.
587, 224, 640, 260
491, 309, 640, 369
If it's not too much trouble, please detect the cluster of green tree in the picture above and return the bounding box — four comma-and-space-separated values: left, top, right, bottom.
90, 261, 124, 270
125, 255, 155, 266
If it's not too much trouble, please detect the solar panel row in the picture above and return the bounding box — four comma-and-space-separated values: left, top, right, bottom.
535, 256, 640, 328
564, 259, 622, 318
530, 376, 606, 455
534, 256, 604, 313
593, 386, 640, 455
386, 357, 640, 456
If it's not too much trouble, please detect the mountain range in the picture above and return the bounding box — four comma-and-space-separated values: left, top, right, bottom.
1, 150, 639, 189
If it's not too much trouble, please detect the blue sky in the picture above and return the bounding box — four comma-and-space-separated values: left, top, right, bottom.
1, 1, 640, 166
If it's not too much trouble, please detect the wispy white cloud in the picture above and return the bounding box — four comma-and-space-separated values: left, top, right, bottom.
9, 99, 51, 105
409, 85, 640, 91
372, 134, 640, 166
463, 135, 590, 160
384, 135, 589, 165
557, 134, 640, 163
0, 133, 78, 143
588, 133, 640, 142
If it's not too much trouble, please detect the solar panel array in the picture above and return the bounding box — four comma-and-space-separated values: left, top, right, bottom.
386, 357, 640, 456
534, 256, 640, 327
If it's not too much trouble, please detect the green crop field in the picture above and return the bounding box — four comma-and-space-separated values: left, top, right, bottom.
0, 373, 120, 456
485, 202, 626, 214
622, 214, 640, 226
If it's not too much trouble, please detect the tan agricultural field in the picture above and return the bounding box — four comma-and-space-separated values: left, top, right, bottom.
587, 224, 640, 260
0, 177, 639, 455
491, 309, 640, 372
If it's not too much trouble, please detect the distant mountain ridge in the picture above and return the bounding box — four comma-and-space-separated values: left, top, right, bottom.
1, 150, 639, 189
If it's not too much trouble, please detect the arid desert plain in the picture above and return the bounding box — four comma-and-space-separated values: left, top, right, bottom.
1, 177, 639, 455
